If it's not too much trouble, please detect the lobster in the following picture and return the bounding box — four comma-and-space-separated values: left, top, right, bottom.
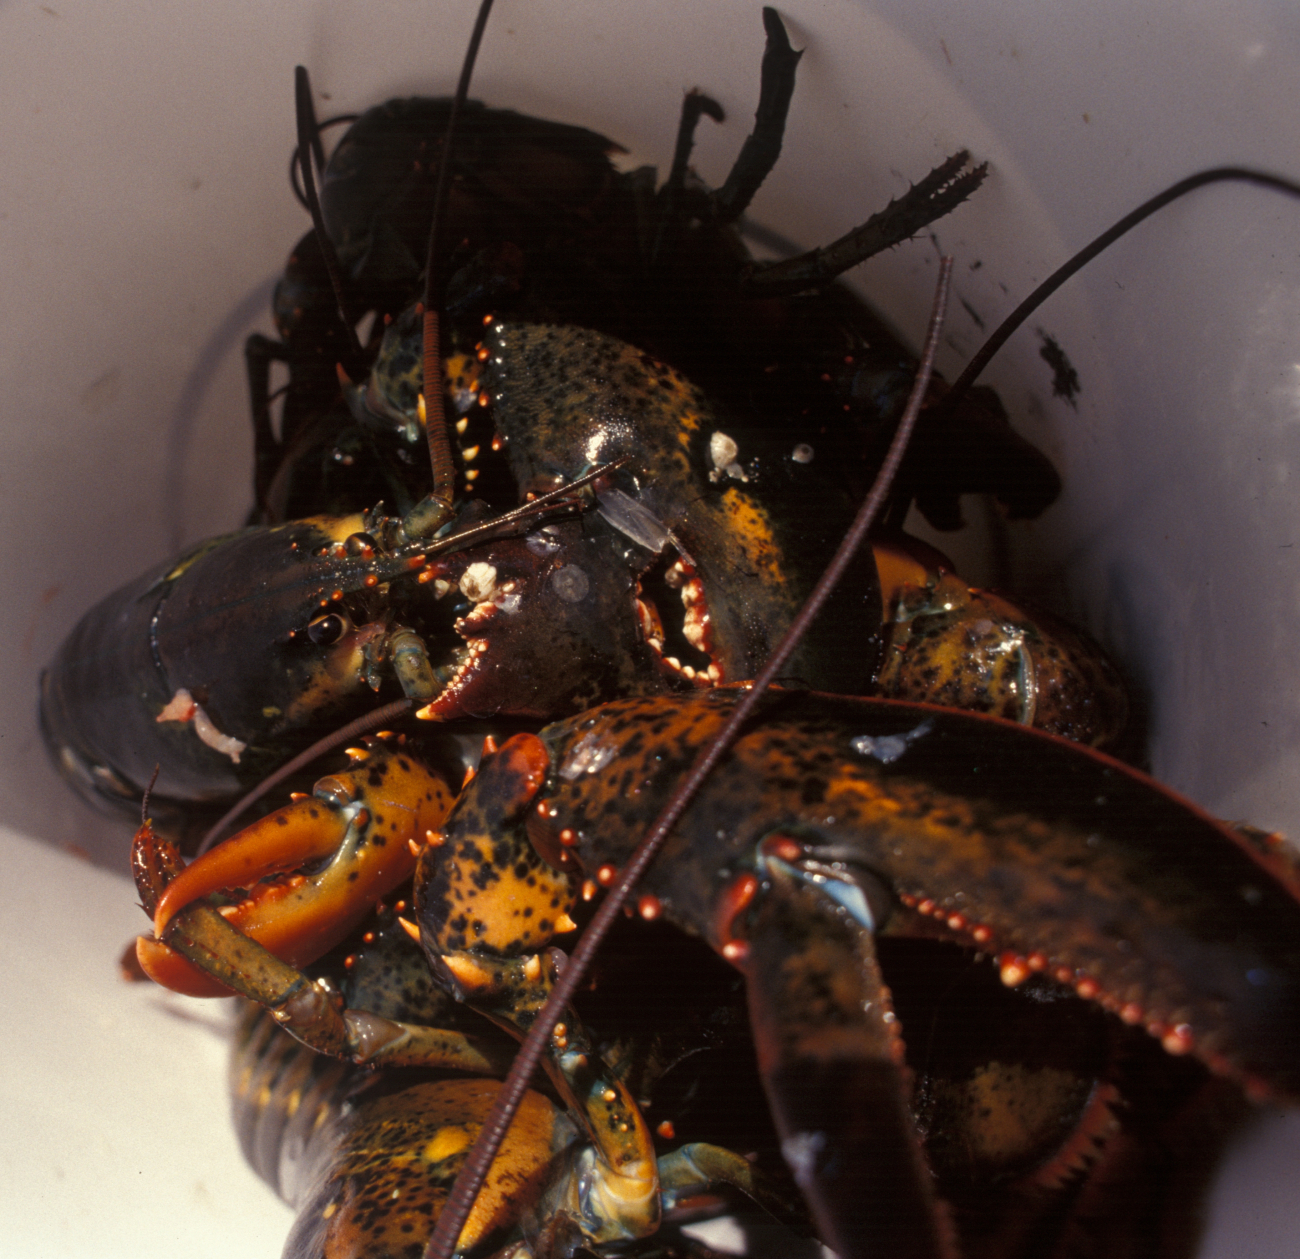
32, 2, 1300, 1259
131, 681, 1300, 1258
39, 6, 1067, 840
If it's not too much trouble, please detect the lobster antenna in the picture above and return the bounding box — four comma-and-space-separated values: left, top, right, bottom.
194, 698, 413, 856
413, 0, 498, 535
292, 66, 362, 362
289, 112, 358, 209
423, 260, 956, 1259
406, 457, 631, 563
942, 166, 1300, 415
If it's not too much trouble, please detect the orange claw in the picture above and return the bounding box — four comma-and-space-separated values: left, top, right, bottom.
144, 746, 455, 997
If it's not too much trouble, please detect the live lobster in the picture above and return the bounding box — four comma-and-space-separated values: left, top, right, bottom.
38, 4, 1300, 1258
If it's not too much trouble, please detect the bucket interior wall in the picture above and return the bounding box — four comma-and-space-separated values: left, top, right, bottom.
3, 2, 1299, 1255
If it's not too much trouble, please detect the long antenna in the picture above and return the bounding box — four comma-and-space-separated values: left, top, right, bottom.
942, 167, 1300, 413
292, 66, 362, 362
412, 0, 497, 535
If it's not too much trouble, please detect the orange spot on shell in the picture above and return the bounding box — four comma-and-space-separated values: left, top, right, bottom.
596, 865, 618, 887
999, 953, 1030, 987
638, 894, 662, 921
714, 872, 758, 959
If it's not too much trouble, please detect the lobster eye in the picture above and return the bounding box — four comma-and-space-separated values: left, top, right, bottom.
307, 612, 351, 645
344, 532, 378, 557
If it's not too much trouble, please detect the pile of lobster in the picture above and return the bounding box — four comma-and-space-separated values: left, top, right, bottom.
39, 6, 1300, 1258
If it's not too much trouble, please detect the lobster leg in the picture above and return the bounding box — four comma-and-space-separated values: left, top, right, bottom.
741, 846, 954, 1259
707, 7, 801, 225
743, 151, 988, 297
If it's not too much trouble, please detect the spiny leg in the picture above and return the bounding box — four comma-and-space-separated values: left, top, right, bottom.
739, 842, 957, 1259
743, 151, 988, 296
710, 6, 803, 225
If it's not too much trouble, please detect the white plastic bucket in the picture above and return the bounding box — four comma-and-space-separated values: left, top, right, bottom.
3, 1, 1298, 1254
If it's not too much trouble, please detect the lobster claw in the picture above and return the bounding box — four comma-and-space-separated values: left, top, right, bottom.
136, 742, 453, 997
500, 690, 1300, 1256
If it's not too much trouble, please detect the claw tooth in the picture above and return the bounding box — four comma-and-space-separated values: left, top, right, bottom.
397, 916, 421, 944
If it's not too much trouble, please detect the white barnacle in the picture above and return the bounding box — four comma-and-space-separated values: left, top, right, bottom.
710, 431, 739, 470
459, 562, 498, 603
708, 431, 748, 482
